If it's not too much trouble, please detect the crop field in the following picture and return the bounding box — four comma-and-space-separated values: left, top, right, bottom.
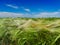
0, 18, 60, 45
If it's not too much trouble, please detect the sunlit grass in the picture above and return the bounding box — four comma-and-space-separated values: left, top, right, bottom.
0, 18, 60, 45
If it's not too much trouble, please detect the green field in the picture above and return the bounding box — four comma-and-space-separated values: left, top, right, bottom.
0, 18, 60, 45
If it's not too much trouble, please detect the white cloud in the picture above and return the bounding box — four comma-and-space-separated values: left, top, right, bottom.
24, 8, 30, 12
6, 4, 19, 9
34, 12, 60, 18
0, 12, 23, 17
21, 7, 30, 12
0, 11, 60, 18
0, 12, 32, 18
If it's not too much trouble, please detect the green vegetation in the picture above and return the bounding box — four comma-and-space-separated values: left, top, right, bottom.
0, 18, 60, 45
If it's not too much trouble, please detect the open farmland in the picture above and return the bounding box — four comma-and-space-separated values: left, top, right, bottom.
0, 18, 60, 45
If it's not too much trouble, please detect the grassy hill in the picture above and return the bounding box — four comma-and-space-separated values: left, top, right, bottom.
0, 18, 60, 45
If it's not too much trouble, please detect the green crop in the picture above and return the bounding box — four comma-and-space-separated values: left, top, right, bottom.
0, 18, 60, 45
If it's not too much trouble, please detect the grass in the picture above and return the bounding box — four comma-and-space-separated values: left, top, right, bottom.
0, 18, 60, 45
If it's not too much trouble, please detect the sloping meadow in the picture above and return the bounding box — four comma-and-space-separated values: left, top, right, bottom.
0, 18, 60, 45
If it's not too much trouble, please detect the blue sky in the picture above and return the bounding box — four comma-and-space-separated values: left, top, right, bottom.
0, 0, 60, 17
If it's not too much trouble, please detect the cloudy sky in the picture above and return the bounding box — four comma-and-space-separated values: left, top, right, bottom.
0, 0, 60, 18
